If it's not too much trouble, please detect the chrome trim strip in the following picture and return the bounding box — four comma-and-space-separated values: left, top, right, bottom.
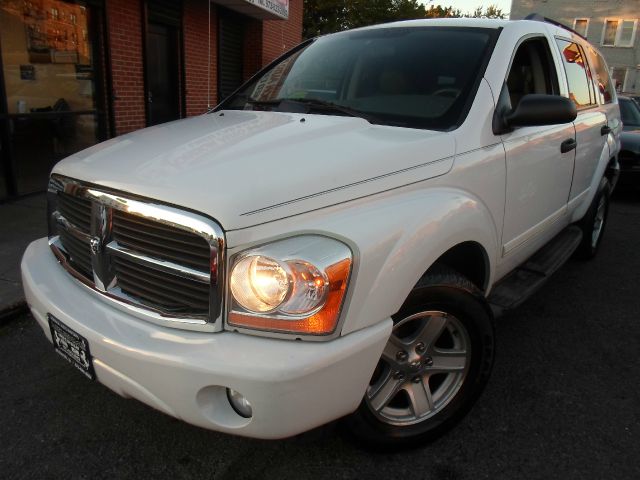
84, 189, 222, 245
240, 156, 452, 216
48, 174, 225, 332
106, 241, 210, 283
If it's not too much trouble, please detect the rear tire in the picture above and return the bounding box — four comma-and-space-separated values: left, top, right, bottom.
575, 177, 611, 260
344, 269, 494, 450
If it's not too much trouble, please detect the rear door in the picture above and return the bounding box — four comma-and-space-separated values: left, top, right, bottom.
554, 39, 608, 203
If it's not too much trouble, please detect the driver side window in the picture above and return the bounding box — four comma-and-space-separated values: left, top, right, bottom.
506, 37, 560, 109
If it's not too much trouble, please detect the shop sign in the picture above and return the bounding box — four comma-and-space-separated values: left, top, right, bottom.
245, 0, 288, 19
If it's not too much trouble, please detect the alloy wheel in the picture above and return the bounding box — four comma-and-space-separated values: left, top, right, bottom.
365, 310, 471, 426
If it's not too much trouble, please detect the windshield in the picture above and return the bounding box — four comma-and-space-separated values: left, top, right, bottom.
219, 27, 497, 130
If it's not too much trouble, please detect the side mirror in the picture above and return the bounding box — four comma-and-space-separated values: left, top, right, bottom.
505, 94, 577, 128
493, 90, 577, 134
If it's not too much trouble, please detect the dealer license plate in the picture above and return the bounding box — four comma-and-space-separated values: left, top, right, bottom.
48, 314, 95, 380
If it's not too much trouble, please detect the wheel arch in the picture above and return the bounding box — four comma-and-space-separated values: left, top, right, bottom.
340, 188, 499, 336
423, 241, 490, 293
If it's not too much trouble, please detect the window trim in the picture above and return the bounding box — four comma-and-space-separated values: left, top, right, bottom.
504, 34, 561, 96
601, 18, 638, 47
555, 38, 598, 110
573, 18, 590, 37
584, 46, 616, 104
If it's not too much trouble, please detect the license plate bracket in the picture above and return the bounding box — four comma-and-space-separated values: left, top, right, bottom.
48, 314, 95, 380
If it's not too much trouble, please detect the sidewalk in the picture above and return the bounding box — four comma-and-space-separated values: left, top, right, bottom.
0, 194, 46, 320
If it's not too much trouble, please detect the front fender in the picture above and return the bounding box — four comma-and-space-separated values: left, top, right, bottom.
338, 188, 499, 335
226, 186, 500, 337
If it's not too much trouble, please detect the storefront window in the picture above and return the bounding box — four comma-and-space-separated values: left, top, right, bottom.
0, 0, 103, 198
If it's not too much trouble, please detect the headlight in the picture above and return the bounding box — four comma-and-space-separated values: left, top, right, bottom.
230, 256, 291, 312
228, 235, 352, 336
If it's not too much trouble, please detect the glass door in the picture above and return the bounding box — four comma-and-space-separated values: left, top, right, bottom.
0, 0, 106, 199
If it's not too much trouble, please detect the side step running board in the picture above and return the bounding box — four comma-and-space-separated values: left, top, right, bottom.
488, 226, 583, 317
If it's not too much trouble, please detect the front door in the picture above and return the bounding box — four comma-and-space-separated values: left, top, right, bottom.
501, 37, 576, 257
145, 23, 180, 126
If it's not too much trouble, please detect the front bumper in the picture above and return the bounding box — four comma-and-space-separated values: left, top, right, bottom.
22, 238, 391, 439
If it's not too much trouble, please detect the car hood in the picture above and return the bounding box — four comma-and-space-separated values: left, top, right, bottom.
53, 110, 455, 230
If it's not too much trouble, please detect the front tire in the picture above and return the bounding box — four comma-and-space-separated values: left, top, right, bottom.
344, 269, 494, 449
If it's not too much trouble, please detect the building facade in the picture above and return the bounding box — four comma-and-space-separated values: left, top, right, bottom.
510, 1, 640, 95
0, 0, 302, 200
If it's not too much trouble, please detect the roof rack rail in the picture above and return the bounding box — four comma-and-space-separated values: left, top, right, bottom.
524, 13, 587, 40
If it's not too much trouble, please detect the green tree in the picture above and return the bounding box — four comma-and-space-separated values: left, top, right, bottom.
424, 5, 461, 18
303, 0, 428, 38
466, 4, 506, 19
302, 1, 504, 39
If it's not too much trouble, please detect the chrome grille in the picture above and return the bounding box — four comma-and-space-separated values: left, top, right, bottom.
113, 256, 210, 313
47, 175, 224, 332
112, 210, 211, 271
58, 193, 92, 231
58, 229, 93, 278
56, 192, 93, 279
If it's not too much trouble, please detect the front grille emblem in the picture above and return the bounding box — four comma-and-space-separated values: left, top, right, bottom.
91, 203, 116, 292
89, 237, 102, 255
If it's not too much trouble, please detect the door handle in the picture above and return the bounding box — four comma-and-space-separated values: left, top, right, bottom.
560, 138, 577, 153
601, 125, 611, 136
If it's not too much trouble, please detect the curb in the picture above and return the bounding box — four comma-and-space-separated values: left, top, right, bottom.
0, 300, 28, 325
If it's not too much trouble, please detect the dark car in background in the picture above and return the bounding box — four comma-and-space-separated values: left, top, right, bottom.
618, 96, 640, 188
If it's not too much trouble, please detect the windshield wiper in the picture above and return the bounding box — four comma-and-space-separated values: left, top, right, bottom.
282, 98, 377, 123
246, 97, 376, 123
246, 98, 281, 108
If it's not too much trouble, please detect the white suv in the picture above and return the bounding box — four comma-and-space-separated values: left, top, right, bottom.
22, 17, 620, 448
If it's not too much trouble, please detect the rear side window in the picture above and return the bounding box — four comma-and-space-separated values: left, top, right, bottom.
585, 46, 615, 104
556, 39, 597, 109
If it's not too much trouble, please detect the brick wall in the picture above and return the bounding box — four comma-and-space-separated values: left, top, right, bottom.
104, 0, 302, 131
183, 0, 218, 116
105, 0, 146, 135
262, 0, 303, 65
243, 18, 263, 81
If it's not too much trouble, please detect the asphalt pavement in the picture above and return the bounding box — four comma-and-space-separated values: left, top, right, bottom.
1, 192, 639, 480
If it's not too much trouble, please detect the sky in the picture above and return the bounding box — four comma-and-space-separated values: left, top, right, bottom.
423, 0, 512, 16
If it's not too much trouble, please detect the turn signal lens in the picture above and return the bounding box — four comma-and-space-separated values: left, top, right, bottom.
228, 236, 352, 336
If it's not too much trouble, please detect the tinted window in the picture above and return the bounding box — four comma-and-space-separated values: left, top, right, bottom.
221, 27, 497, 130
585, 46, 615, 104
506, 37, 559, 108
556, 39, 596, 109
620, 98, 640, 127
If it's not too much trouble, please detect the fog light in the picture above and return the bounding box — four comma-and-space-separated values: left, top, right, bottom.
227, 388, 253, 418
